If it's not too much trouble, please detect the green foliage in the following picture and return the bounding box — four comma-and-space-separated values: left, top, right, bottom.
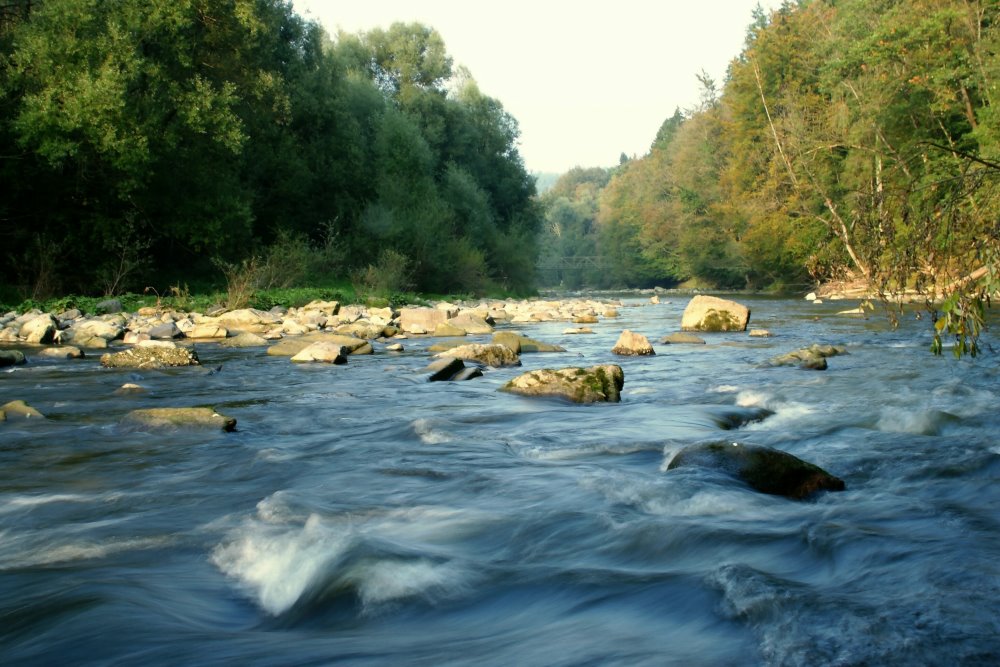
557, 0, 996, 354
351, 249, 415, 303
0, 4, 541, 302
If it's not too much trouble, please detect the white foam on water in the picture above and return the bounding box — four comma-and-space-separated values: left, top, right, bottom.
735, 390, 771, 408
372, 505, 497, 545
412, 418, 452, 444
254, 491, 296, 523
0, 493, 92, 513
33, 537, 170, 565
711, 384, 740, 394
353, 558, 460, 608
875, 407, 945, 435
211, 513, 351, 616
519, 442, 656, 461
736, 389, 816, 429
0, 531, 170, 569
212, 504, 486, 616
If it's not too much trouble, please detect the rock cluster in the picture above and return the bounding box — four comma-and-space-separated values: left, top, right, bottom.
100, 344, 200, 369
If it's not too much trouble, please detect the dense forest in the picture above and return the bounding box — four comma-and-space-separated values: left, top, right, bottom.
0, 0, 540, 301
539, 0, 998, 350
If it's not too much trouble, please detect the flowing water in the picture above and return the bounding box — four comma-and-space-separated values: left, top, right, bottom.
2, 295, 999, 666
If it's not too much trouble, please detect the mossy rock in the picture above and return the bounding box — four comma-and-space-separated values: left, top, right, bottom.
700, 310, 739, 332
123, 407, 236, 431
500, 365, 624, 404
769, 344, 848, 370
0, 350, 27, 367
0, 400, 45, 419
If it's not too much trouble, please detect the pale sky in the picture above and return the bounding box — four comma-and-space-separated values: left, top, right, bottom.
292, 1, 780, 175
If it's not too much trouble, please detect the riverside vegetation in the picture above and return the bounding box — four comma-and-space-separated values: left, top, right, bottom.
2, 0, 997, 357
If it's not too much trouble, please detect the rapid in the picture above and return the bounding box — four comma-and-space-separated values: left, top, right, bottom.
2, 295, 999, 666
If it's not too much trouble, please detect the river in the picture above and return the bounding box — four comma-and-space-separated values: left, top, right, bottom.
2, 295, 999, 666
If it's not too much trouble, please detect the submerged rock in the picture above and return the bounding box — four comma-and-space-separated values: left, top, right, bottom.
123, 407, 236, 431
435, 343, 521, 368
219, 332, 268, 348
0, 349, 27, 366
666, 442, 845, 500
612, 330, 655, 356
100, 346, 200, 369
0, 399, 45, 419
660, 332, 706, 345
680, 295, 750, 332
769, 344, 847, 370
501, 365, 624, 404
492, 332, 565, 354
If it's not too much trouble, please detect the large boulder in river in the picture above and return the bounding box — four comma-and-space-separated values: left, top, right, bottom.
21, 314, 57, 344
398, 307, 448, 334
100, 345, 200, 369
612, 330, 655, 356
666, 442, 845, 500
680, 295, 750, 332
188, 323, 228, 339
71, 319, 124, 343
290, 342, 348, 364
267, 332, 372, 357
213, 308, 280, 333
448, 313, 494, 335
435, 343, 520, 368
500, 365, 624, 404
123, 407, 236, 431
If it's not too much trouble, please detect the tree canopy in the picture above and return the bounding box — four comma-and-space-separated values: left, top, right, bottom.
543, 0, 997, 352
0, 1, 540, 300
